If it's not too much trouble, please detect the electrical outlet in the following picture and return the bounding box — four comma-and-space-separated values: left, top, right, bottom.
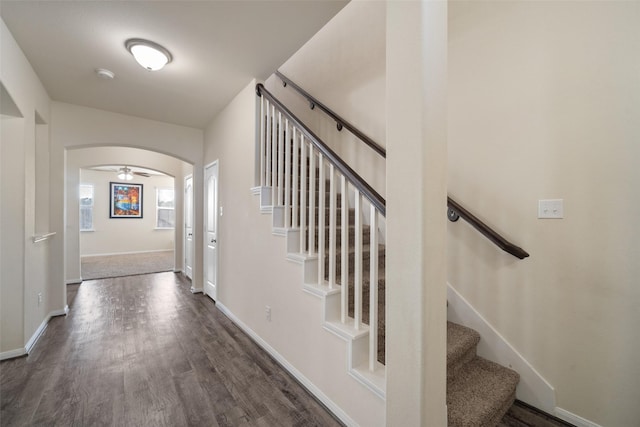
265, 305, 271, 322
37, 292, 42, 307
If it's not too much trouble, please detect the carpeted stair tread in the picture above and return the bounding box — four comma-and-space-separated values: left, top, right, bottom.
447, 357, 520, 427
447, 321, 481, 380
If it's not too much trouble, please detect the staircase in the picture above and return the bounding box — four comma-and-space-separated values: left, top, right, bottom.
447, 322, 520, 426
255, 81, 522, 425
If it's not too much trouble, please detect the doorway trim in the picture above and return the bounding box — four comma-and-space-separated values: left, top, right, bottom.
184, 174, 194, 284
204, 160, 219, 301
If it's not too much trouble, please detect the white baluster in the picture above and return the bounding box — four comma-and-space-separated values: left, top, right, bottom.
308, 145, 316, 256
299, 136, 307, 253
369, 206, 379, 371
271, 106, 277, 203
318, 154, 325, 285
284, 119, 291, 227
341, 176, 348, 324
277, 112, 284, 206
265, 102, 271, 192
292, 128, 299, 229
354, 190, 362, 330
260, 96, 265, 186
328, 164, 336, 289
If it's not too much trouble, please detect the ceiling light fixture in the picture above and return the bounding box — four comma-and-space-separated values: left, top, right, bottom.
117, 166, 134, 181
125, 38, 172, 71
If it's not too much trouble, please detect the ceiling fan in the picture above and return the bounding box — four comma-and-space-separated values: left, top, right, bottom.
102, 166, 151, 181
116, 166, 151, 180
88, 165, 160, 179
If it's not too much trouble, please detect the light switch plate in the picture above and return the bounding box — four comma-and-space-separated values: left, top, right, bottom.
538, 199, 563, 219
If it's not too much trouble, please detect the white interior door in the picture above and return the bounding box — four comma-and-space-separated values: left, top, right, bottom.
204, 162, 218, 300
184, 175, 194, 280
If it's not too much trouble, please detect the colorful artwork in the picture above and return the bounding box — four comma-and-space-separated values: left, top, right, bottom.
110, 182, 143, 218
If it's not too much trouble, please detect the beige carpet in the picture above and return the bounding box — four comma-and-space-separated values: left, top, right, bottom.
81, 251, 174, 280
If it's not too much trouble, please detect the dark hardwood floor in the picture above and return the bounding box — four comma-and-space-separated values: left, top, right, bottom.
0, 272, 342, 427
2, 271, 573, 427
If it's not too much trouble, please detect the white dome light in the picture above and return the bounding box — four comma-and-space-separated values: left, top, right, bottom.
125, 39, 172, 71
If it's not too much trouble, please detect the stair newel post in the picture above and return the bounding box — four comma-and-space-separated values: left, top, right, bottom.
259, 96, 265, 187
328, 164, 336, 289
277, 111, 284, 206
308, 145, 316, 256
317, 154, 326, 285
265, 101, 272, 191
284, 119, 291, 227
340, 176, 348, 324
291, 127, 299, 229
369, 205, 379, 371
354, 189, 362, 330
299, 135, 307, 253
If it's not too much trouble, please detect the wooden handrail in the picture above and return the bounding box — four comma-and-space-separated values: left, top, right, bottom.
257, 83, 386, 216
447, 197, 529, 259
275, 71, 386, 158
259, 78, 528, 259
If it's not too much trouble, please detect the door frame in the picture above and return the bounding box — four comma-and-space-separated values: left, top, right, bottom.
204, 160, 219, 301
183, 174, 194, 280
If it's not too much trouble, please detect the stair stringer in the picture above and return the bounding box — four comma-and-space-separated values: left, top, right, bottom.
286, 231, 386, 400
447, 283, 556, 414
252, 188, 386, 400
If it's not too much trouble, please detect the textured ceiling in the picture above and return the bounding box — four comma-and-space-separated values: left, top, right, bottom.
1, 1, 348, 129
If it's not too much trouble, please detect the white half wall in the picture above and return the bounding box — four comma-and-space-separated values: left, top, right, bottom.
204, 80, 385, 426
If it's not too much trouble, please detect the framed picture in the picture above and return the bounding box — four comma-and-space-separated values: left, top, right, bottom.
110, 182, 143, 218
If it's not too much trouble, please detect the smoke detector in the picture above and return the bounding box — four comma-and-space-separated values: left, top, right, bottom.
96, 68, 115, 80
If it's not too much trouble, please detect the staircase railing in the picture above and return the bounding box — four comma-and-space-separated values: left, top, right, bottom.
273, 71, 529, 260
447, 198, 529, 259
256, 83, 386, 371
275, 71, 386, 158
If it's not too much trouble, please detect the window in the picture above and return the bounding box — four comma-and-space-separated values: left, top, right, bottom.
156, 188, 175, 229
79, 184, 94, 231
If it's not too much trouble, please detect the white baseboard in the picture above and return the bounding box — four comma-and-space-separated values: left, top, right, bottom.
66, 278, 82, 284
51, 306, 70, 317
215, 302, 358, 427
81, 249, 173, 258
554, 407, 603, 427
447, 283, 556, 413
1, 306, 69, 361
25, 314, 50, 354
190, 286, 203, 294
0, 347, 27, 360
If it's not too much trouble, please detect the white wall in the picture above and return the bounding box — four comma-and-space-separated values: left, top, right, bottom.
264, 0, 386, 198
78, 169, 174, 256
0, 18, 53, 356
50, 103, 204, 302
448, 2, 640, 426
204, 80, 385, 426
65, 146, 191, 282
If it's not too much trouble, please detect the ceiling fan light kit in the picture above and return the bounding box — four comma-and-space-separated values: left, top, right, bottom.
117, 166, 134, 181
